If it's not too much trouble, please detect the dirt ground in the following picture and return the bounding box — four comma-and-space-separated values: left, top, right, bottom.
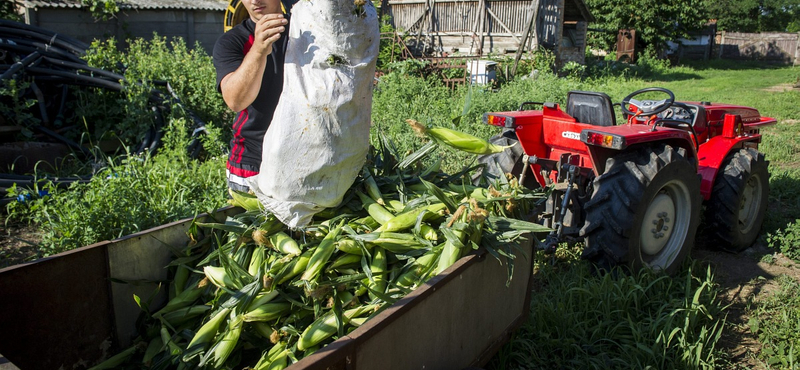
1, 218, 799, 368
693, 239, 800, 369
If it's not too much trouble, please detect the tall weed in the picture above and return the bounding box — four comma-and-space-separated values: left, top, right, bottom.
5, 120, 227, 257
748, 274, 800, 369
490, 255, 726, 370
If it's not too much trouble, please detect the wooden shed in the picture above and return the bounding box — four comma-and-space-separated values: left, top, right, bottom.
17, 0, 227, 54
385, 0, 594, 65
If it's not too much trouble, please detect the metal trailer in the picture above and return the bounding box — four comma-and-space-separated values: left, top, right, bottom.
0, 207, 534, 370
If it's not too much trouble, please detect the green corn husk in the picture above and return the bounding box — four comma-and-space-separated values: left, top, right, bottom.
374, 203, 446, 232
329, 253, 363, 270
356, 190, 394, 225
243, 302, 292, 322
395, 248, 442, 289
184, 307, 231, 361
368, 247, 387, 300
296, 304, 377, 351
301, 222, 344, 281
159, 305, 212, 327
203, 266, 237, 290
268, 231, 302, 255
88, 343, 141, 370
228, 189, 263, 211
210, 314, 244, 368
406, 119, 511, 155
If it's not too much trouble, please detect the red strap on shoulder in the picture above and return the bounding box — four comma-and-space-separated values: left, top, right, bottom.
244, 34, 254, 55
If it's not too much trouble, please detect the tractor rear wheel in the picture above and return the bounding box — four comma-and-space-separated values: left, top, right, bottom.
580, 144, 701, 274
705, 148, 769, 252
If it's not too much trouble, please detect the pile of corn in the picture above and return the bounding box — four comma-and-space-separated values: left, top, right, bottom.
92, 127, 547, 370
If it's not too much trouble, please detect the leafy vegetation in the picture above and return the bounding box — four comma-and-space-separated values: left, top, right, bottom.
2, 29, 800, 369
79, 36, 232, 150
0, 0, 21, 21
490, 254, 725, 369
5, 120, 228, 257
748, 274, 800, 368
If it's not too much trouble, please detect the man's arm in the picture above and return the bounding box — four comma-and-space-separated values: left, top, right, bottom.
220, 14, 288, 112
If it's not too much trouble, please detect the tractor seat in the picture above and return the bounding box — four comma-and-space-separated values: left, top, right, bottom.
566, 91, 616, 127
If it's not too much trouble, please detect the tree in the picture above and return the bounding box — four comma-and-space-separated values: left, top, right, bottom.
1, 0, 23, 22
585, 0, 709, 55
709, 0, 800, 32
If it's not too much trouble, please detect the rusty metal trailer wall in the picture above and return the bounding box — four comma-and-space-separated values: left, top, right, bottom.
0, 208, 238, 370
0, 207, 534, 370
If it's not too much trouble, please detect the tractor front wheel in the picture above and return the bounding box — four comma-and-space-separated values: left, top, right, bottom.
580, 144, 701, 274
705, 148, 769, 252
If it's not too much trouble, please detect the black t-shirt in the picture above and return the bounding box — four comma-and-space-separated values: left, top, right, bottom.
213, 17, 289, 178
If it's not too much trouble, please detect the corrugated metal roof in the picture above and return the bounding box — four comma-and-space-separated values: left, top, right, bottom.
21, 0, 228, 11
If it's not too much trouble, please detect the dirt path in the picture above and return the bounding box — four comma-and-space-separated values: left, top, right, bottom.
693, 242, 800, 369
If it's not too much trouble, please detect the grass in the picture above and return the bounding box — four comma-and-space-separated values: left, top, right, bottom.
489, 250, 725, 370
4, 49, 800, 368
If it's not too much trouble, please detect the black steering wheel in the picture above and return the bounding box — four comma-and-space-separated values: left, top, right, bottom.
621, 87, 675, 119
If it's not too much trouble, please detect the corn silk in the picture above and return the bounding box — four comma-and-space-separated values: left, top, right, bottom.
249, 0, 380, 227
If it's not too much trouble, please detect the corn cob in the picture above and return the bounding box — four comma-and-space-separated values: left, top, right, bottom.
160, 325, 183, 356
368, 231, 427, 254
335, 238, 367, 255
159, 305, 212, 328
329, 253, 362, 270
368, 247, 387, 300
395, 249, 441, 289
211, 314, 244, 368
374, 203, 446, 232
276, 247, 315, 285
153, 281, 206, 316
243, 302, 292, 322
142, 336, 163, 367
249, 246, 266, 276
419, 224, 439, 241
301, 221, 344, 281
406, 119, 509, 155
87, 343, 142, 370
228, 189, 263, 211
349, 215, 380, 232
203, 266, 238, 290
296, 304, 377, 351
254, 342, 290, 370
184, 307, 231, 360
363, 168, 386, 205
356, 190, 394, 225
435, 228, 469, 274
268, 231, 302, 255
246, 290, 280, 311
387, 199, 406, 213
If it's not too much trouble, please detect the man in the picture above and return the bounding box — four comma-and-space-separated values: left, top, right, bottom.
213, 0, 291, 192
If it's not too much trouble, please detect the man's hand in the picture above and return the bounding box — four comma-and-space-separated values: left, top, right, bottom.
253, 14, 288, 56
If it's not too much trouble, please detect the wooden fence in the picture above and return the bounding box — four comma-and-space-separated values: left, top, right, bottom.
716, 32, 800, 65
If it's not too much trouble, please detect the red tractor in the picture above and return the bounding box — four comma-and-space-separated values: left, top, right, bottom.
477, 87, 775, 274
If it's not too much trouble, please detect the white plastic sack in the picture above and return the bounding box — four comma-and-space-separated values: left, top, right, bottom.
249, 0, 380, 228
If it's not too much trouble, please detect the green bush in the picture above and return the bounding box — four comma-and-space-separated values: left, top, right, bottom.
78, 35, 232, 150
5, 120, 228, 257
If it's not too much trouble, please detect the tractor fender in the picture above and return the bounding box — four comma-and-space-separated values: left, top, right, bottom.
582, 127, 697, 176
696, 135, 761, 200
